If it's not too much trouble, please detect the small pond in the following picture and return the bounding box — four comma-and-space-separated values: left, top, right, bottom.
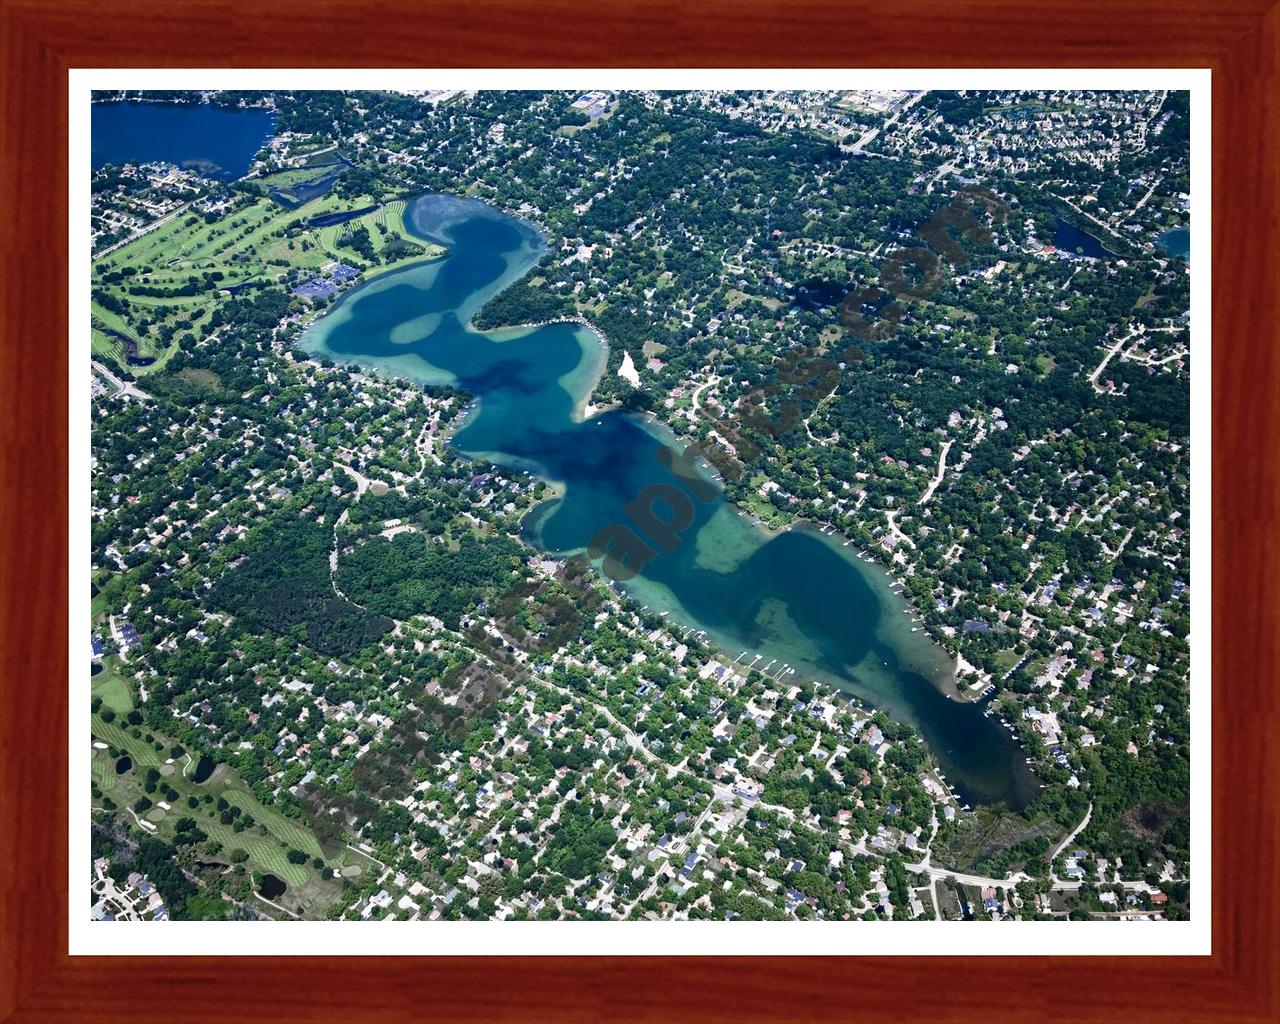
1052, 218, 1115, 259
307, 204, 379, 228
1156, 225, 1190, 258
258, 874, 287, 900
191, 754, 215, 783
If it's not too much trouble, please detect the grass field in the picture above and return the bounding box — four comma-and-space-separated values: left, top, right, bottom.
173, 367, 221, 391
91, 707, 347, 913
91, 191, 355, 369
92, 188, 445, 374
314, 199, 446, 280
92, 715, 166, 767
91, 657, 134, 714
222, 789, 323, 860
91, 328, 126, 365
91, 747, 119, 792
254, 166, 335, 191
990, 649, 1024, 675
201, 819, 308, 886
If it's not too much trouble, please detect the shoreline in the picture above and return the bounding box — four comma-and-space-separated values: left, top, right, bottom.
293, 191, 1025, 787
652, 398, 981, 705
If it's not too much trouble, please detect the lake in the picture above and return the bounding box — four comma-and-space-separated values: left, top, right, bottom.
1053, 218, 1114, 259
91, 100, 275, 181
300, 194, 1039, 809
1156, 226, 1190, 258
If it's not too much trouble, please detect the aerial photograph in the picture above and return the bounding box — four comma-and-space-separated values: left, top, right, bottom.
88, 87, 1191, 924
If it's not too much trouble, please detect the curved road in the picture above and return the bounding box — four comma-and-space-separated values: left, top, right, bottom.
92, 360, 151, 402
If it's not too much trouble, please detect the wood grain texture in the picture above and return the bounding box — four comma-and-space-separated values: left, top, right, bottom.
0, 0, 1276, 1020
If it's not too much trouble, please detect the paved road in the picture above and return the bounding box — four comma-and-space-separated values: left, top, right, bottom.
1088, 326, 1141, 391
846, 91, 926, 155
541, 685, 1146, 901
94, 201, 193, 261
92, 359, 151, 401
1049, 802, 1093, 867
917, 439, 954, 507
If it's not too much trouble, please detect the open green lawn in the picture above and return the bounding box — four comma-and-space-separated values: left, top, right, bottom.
201, 819, 309, 887
91, 181, 445, 380
92, 714, 166, 767
222, 789, 323, 860
91, 298, 184, 375
91, 657, 134, 714
91, 747, 119, 792
253, 166, 335, 191
91, 328, 126, 365
313, 198, 445, 280
91, 190, 367, 368
90, 571, 126, 621
991, 649, 1024, 674
173, 367, 221, 391
91, 706, 343, 910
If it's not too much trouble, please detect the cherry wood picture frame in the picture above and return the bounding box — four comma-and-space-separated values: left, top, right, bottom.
2, 0, 1276, 1020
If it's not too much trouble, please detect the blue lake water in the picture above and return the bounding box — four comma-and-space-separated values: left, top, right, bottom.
1156, 226, 1190, 258
300, 194, 1039, 809
91, 100, 275, 181
1053, 218, 1114, 259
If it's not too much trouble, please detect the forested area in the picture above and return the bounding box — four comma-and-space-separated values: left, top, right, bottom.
212, 518, 393, 657
335, 531, 527, 626
541, 797, 619, 881
472, 255, 575, 329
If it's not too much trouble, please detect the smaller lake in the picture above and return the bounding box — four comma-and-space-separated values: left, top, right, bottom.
115, 756, 132, 775
98, 325, 156, 366
191, 754, 215, 783
1156, 226, 1190, 258
258, 874, 288, 900
91, 100, 275, 181
270, 155, 352, 209
308, 204, 380, 229
1053, 218, 1114, 259
790, 278, 848, 310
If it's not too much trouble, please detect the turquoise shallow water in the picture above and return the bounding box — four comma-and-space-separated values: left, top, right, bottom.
300, 194, 1039, 808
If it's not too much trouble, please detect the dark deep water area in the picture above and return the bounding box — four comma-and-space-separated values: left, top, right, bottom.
92, 100, 275, 181
1052, 218, 1115, 260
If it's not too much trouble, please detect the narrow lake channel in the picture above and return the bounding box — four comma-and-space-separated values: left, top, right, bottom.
300, 194, 1040, 808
